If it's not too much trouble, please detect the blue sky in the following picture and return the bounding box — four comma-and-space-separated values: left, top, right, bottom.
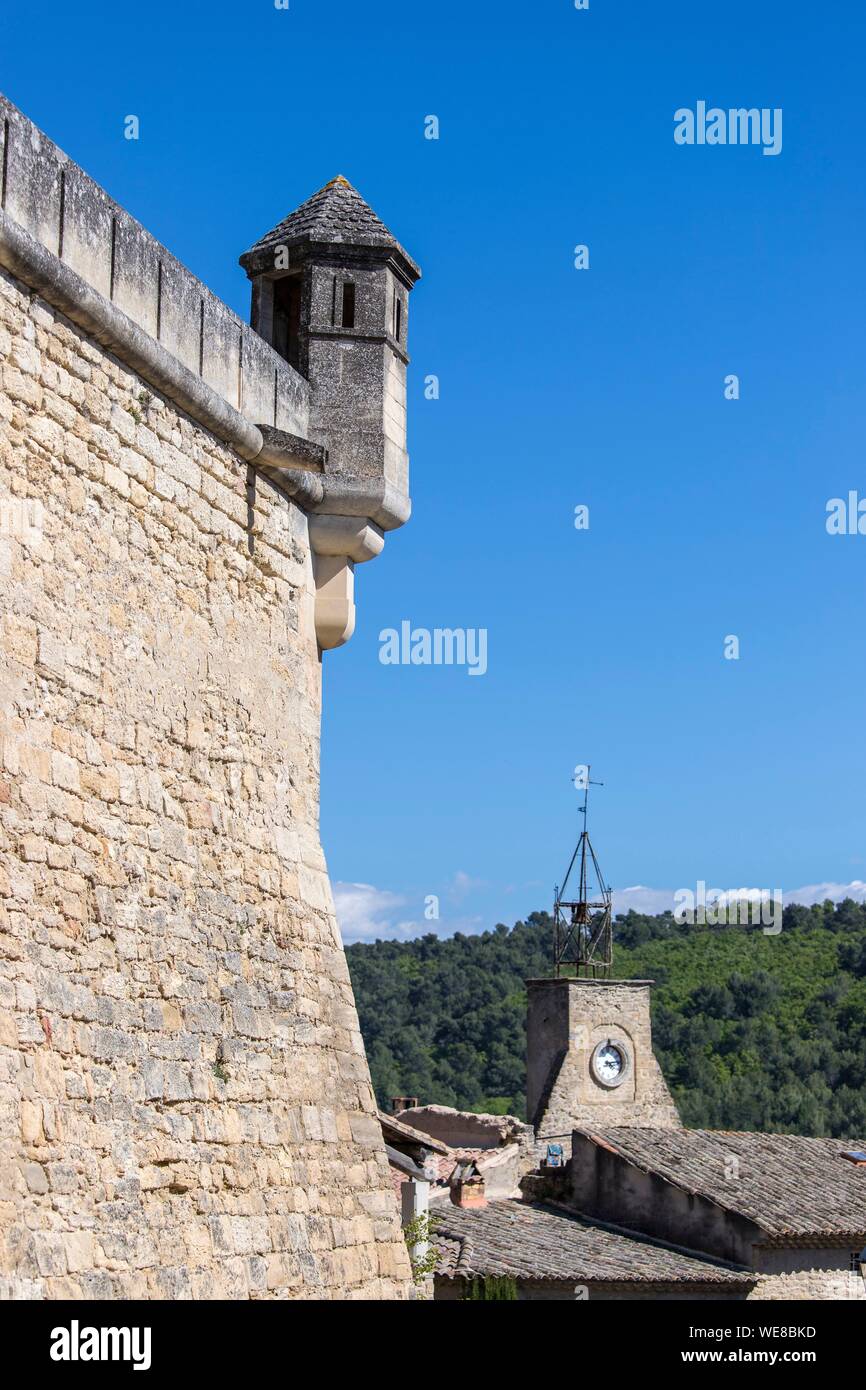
5, 1, 866, 940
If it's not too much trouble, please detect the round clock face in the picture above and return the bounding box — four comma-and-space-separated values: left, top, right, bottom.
591, 1039, 629, 1089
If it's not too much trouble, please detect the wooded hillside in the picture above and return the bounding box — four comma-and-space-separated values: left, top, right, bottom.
346, 900, 866, 1136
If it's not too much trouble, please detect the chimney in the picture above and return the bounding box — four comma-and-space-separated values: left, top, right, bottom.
391, 1096, 418, 1114
449, 1159, 487, 1210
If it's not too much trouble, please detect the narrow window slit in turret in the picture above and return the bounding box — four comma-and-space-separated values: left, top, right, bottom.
273, 274, 302, 369
341, 281, 356, 329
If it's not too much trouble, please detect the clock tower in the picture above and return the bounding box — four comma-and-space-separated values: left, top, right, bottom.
526, 976, 679, 1144
527, 773, 679, 1147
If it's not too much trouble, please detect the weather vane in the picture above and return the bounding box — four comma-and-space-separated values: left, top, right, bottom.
552, 763, 613, 978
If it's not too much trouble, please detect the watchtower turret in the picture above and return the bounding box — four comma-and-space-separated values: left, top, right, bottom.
240, 175, 421, 495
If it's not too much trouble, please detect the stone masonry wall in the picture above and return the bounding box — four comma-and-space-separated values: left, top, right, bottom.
749, 1270, 865, 1300
0, 266, 412, 1298
527, 979, 679, 1146
749, 1249, 866, 1301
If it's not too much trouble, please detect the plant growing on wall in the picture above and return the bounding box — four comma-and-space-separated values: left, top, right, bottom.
402, 1212, 439, 1285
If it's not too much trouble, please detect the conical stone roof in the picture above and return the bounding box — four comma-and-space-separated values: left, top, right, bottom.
240, 175, 420, 280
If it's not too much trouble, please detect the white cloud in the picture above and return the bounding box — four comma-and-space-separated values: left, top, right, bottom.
449, 869, 485, 901
332, 882, 420, 943
781, 880, 866, 906
334, 878, 866, 944
612, 881, 866, 916
333, 879, 490, 943
612, 885, 679, 916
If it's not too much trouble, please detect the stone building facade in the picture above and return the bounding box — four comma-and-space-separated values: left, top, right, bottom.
0, 93, 419, 1298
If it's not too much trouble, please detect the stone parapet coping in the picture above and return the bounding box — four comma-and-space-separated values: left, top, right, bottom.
0, 93, 309, 438
0, 208, 322, 477
0, 208, 370, 651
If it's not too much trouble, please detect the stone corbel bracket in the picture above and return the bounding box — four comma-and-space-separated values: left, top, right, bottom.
256, 456, 409, 652
308, 516, 384, 651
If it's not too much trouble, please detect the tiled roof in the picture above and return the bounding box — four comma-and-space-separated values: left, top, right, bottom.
434, 1234, 463, 1277
242, 176, 420, 276
433, 1201, 755, 1286
578, 1127, 866, 1239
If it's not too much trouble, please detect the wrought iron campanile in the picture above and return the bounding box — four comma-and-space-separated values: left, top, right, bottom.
552, 766, 612, 977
